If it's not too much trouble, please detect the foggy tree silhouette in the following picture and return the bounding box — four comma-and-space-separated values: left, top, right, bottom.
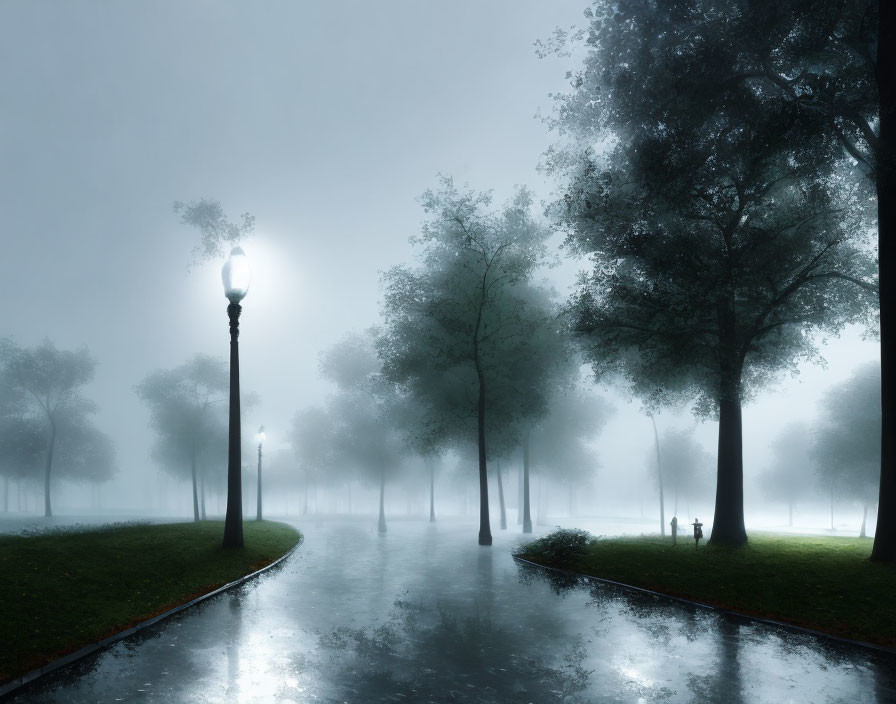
759, 423, 815, 528
319, 331, 408, 533
812, 362, 881, 536
0, 375, 45, 510
0, 339, 112, 516
135, 355, 231, 522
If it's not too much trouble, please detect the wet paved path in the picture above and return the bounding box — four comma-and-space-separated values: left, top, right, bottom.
11, 517, 896, 703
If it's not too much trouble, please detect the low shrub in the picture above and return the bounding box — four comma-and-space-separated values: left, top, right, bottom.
521, 528, 594, 563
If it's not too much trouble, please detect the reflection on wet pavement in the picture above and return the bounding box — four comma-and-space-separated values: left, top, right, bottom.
10, 517, 896, 703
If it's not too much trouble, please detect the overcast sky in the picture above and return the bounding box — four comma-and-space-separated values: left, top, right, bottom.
0, 2, 880, 513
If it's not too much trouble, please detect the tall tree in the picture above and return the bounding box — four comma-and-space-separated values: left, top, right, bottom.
526, 384, 612, 522
379, 180, 555, 544
1, 339, 110, 516
655, 427, 714, 520
548, 1, 878, 545
760, 423, 816, 527
135, 355, 229, 521
321, 331, 408, 533
813, 362, 881, 536
290, 406, 337, 515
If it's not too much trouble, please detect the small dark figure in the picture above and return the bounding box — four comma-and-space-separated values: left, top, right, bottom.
670, 516, 678, 545
692, 518, 703, 550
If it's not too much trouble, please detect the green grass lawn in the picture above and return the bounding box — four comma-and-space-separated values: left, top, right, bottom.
0, 520, 301, 683
516, 530, 896, 649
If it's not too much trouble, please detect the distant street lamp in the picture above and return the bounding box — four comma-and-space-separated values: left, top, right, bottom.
222, 246, 250, 548
256, 426, 265, 521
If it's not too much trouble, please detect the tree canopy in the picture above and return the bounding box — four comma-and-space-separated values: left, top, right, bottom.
173, 198, 255, 266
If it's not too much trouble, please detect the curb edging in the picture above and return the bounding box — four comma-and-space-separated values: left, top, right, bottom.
512, 555, 896, 656
0, 534, 303, 700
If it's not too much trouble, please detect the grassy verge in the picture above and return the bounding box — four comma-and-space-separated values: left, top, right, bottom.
516, 529, 896, 649
0, 520, 301, 683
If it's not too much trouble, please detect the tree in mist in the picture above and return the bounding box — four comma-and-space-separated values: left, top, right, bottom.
290, 406, 337, 515
135, 355, 229, 522
0, 339, 113, 516
527, 385, 612, 524
760, 423, 816, 528
321, 331, 408, 533
379, 178, 554, 545
813, 362, 881, 536
173, 198, 255, 267
654, 427, 714, 522
548, 2, 878, 546
0, 375, 44, 510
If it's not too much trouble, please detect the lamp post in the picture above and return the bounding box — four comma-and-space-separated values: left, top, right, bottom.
256, 426, 265, 521
222, 246, 250, 548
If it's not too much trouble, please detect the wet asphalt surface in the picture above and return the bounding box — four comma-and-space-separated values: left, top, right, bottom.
7, 515, 896, 703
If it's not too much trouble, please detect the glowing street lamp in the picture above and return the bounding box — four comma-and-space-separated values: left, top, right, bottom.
222, 246, 250, 548
256, 426, 265, 521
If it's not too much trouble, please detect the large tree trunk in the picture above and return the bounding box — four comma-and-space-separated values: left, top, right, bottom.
873, 1, 896, 561
378, 465, 387, 533
496, 460, 507, 530
476, 371, 492, 546
522, 432, 532, 534
650, 415, 666, 537
191, 447, 199, 523
43, 419, 56, 517
861, 503, 869, 538
199, 470, 206, 520
709, 332, 747, 546
517, 463, 523, 525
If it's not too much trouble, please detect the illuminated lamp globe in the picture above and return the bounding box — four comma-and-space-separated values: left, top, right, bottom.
222, 247, 251, 303
256, 426, 266, 444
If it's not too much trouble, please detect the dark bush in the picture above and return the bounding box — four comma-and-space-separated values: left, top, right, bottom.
523, 528, 594, 563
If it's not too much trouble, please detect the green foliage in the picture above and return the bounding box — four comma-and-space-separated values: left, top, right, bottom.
520, 527, 595, 564
0, 520, 301, 683
518, 532, 896, 648
378, 177, 564, 456
550, 1, 878, 413
173, 198, 255, 266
